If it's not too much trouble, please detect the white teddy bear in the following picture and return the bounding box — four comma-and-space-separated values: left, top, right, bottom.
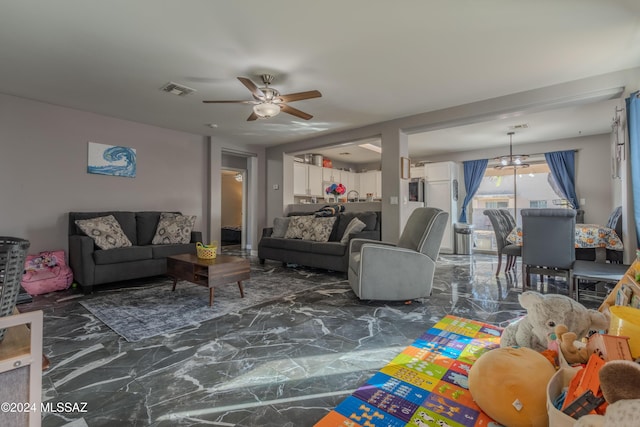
500, 291, 609, 352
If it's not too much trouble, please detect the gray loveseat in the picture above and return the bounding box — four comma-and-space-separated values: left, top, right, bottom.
258, 211, 381, 273
68, 211, 202, 293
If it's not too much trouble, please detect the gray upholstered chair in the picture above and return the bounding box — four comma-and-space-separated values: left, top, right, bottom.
348, 207, 448, 301
521, 208, 576, 293
571, 260, 629, 302
575, 206, 623, 262
483, 209, 522, 276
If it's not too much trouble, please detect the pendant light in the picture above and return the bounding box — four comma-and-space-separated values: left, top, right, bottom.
494, 132, 530, 170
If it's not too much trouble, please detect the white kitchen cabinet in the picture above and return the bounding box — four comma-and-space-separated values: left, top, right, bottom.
359, 170, 382, 198
293, 163, 323, 196
293, 162, 308, 195
322, 167, 337, 183
410, 165, 425, 179
425, 161, 456, 182
307, 164, 323, 196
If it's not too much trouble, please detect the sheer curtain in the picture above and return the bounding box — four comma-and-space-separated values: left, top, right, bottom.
458, 159, 488, 223
545, 150, 579, 209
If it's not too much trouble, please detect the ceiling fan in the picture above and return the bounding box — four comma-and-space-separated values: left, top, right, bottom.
203, 74, 322, 121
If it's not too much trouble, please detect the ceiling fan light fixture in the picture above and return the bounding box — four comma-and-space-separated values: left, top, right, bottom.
253, 102, 281, 118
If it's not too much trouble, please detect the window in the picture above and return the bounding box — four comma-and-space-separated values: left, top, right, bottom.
485, 201, 509, 209
470, 161, 570, 252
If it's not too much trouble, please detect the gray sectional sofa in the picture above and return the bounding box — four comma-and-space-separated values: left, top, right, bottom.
68, 211, 202, 293
258, 211, 381, 273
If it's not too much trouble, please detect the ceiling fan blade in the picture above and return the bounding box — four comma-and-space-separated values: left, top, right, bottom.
247, 111, 259, 121
277, 90, 322, 103
202, 100, 255, 104
281, 104, 313, 120
238, 77, 265, 99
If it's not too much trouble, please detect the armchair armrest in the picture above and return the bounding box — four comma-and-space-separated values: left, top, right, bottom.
358, 245, 436, 293
262, 227, 274, 238
349, 238, 396, 254
190, 231, 203, 243
349, 230, 379, 242
68, 235, 96, 287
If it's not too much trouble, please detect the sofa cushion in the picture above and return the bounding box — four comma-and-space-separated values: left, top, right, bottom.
330, 211, 378, 242
136, 211, 179, 246
271, 217, 291, 238
284, 216, 314, 239
151, 243, 196, 259
340, 217, 367, 244
70, 211, 137, 244
261, 237, 314, 252
75, 215, 133, 250
152, 212, 196, 244
284, 216, 336, 242
310, 242, 348, 257
93, 245, 152, 265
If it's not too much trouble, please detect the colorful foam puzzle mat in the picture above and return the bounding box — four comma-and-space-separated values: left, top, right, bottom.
314, 315, 503, 427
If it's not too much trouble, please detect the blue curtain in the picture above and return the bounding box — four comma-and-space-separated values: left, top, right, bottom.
458, 159, 488, 223
628, 91, 640, 245
545, 150, 579, 209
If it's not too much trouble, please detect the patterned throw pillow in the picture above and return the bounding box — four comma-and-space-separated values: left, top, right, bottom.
75, 215, 132, 250
340, 217, 367, 244
284, 216, 336, 242
308, 217, 337, 242
151, 212, 196, 244
284, 216, 315, 239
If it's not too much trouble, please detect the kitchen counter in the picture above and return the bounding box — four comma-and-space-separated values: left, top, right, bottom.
286, 201, 382, 215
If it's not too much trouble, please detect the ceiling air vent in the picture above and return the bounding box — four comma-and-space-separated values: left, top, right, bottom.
509, 123, 529, 130
160, 82, 196, 96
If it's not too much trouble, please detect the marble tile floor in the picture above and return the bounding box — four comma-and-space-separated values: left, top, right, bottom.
16, 251, 603, 427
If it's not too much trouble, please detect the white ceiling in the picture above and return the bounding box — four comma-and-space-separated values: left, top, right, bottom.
1, 1, 638, 159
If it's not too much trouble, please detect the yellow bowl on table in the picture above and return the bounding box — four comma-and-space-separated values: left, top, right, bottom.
609, 305, 640, 359
196, 242, 217, 259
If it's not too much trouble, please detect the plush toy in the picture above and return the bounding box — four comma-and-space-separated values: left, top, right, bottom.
574, 360, 640, 427
468, 346, 557, 427
554, 324, 590, 365
501, 291, 609, 352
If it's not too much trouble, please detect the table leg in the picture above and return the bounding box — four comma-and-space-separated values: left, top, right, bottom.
237, 281, 245, 298
171, 277, 178, 291
209, 287, 214, 307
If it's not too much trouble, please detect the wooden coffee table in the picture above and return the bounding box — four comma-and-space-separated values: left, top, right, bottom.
166, 253, 250, 306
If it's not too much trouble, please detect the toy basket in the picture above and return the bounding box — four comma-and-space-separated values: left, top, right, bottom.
0, 236, 30, 341
196, 242, 217, 259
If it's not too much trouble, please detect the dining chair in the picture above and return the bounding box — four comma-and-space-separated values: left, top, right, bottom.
574, 206, 623, 262
571, 260, 629, 302
606, 206, 623, 263
347, 207, 448, 300
521, 208, 576, 294
483, 209, 521, 276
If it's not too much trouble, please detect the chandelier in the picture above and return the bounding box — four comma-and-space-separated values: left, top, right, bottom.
494, 132, 529, 169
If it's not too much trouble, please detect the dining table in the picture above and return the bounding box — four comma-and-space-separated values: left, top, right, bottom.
507, 223, 623, 262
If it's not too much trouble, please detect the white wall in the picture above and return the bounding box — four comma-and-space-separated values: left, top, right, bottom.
0, 93, 209, 253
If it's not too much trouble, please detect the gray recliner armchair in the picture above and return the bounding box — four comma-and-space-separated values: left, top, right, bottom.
348, 207, 449, 301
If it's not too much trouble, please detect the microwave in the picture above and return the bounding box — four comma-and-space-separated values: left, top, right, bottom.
409, 178, 425, 202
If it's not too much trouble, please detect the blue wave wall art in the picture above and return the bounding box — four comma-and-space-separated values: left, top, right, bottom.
87, 142, 137, 178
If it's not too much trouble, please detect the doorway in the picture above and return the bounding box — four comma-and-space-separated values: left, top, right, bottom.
220, 169, 245, 247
